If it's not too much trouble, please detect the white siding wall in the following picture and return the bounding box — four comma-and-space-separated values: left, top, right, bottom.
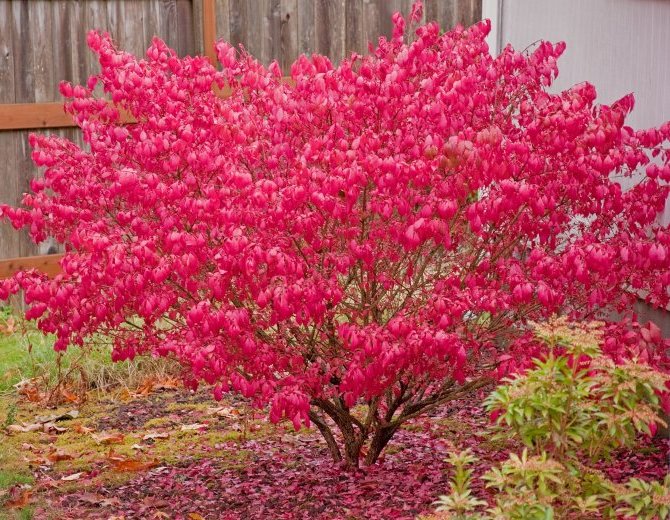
483, 0, 670, 335
484, 0, 670, 225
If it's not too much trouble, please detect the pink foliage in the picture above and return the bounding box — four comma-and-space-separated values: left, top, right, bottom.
2, 7, 669, 441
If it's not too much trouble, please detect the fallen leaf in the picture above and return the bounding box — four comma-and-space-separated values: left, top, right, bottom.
74, 493, 120, 507
74, 423, 95, 434
20, 443, 37, 451
59, 387, 80, 403
154, 377, 181, 390
110, 458, 159, 472
131, 444, 148, 451
92, 432, 124, 444
13, 378, 33, 391
61, 472, 84, 481
106, 448, 126, 462
180, 423, 208, 431
39, 477, 60, 489
23, 389, 42, 402
134, 378, 156, 397
205, 406, 240, 418
76, 492, 105, 505
280, 434, 301, 446
41, 433, 58, 443
42, 422, 67, 434
138, 496, 170, 510
36, 409, 79, 423
4, 488, 31, 508
47, 449, 74, 462
25, 455, 49, 466
14, 379, 43, 403
6, 423, 42, 434
188, 514, 205, 520
142, 431, 169, 441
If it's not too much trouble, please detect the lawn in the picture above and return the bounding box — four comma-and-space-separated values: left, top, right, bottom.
0, 309, 184, 519
0, 314, 487, 519
0, 318, 55, 394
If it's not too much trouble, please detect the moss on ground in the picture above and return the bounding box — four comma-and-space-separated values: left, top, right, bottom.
164, 401, 212, 412
0, 386, 272, 514
142, 416, 174, 429
433, 417, 472, 433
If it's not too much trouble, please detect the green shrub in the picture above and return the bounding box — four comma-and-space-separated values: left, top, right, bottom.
434, 319, 670, 519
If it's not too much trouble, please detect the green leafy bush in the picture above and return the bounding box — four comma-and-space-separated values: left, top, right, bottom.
434, 318, 670, 519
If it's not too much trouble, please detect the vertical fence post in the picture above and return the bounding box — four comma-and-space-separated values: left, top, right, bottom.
202, 0, 217, 65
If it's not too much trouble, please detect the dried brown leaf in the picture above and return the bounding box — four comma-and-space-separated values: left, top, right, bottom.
92, 432, 124, 444
74, 423, 95, 434
42, 422, 67, 434
35, 409, 79, 423
110, 458, 159, 472
47, 449, 74, 462
5, 489, 31, 508
6, 423, 42, 434
205, 406, 240, 418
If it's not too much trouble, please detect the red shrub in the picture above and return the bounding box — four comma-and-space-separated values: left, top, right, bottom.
2, 5, 669, 467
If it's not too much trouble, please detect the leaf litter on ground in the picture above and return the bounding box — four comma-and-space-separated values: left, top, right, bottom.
11, 388, 664, 520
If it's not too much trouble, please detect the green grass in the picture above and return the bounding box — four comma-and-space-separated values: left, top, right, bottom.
0, 429, 36, 519
0, 304, 56, 394
0, 308, 212, 519
0, 469, 33, 489
0, 508, 34, 520
0, 399, 38, 495
0, 307, 281, 519
0, 329, 55, 393
0, 306, 181, 396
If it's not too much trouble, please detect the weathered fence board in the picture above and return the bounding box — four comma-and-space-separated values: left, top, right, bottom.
215, 0, 482, 67
0, 0, 200, 260
1, 0, 196, 105
0, 253, 65, 280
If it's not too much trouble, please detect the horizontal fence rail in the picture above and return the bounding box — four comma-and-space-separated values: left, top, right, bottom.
0, 81, 296, 131
0, 253, 64, 279
0, 103, 77, 130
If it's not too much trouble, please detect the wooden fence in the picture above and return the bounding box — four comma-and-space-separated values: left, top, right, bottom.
0, 0, 482, 279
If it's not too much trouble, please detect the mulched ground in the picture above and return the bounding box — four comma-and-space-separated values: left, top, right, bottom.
31, 391, 669, 520
95, 389, 219, 432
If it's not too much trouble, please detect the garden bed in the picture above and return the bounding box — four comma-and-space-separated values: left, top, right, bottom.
2, 384, 667, 520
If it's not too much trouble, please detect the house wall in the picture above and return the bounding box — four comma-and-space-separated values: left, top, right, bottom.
483, 0, 670, 335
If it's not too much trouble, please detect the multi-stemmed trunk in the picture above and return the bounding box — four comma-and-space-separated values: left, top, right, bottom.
309, 408, 401, 468
308, 376, 490, 469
